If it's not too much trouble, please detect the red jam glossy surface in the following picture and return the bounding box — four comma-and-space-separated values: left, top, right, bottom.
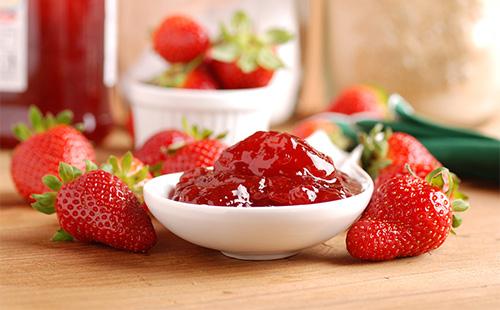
171, 131, 362, 207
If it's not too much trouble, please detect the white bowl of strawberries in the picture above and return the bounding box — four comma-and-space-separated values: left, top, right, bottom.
124, 11, 297, 148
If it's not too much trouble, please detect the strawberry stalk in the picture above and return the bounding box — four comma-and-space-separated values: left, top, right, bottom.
12, 105, 84, 141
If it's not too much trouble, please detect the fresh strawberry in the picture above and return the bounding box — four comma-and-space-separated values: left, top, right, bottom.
153, 15, 210, 63
135, 129, 193, 169
292, 118, 351, 150
346, 166, 469, 261
161, 121, 227, 174
151, 59, 219, 90
32, 162, 157, 252
209, 11, 293, 89
10, 106, 95, 202
360, 124, 442, 185
327, 85, 387, 118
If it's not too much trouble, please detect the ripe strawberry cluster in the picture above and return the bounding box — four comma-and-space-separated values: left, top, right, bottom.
11, 107, 226, 253
151, 11, 293, 89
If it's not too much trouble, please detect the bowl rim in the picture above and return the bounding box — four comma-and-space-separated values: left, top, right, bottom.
144, 165, 374, 213
129, 81, 273, 111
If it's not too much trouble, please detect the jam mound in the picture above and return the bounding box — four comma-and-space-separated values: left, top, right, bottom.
171, 131, 362, 206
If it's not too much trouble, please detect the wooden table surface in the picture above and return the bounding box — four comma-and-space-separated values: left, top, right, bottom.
1, 127, 499, 309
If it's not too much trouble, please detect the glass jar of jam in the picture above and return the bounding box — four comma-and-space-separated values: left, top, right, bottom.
0, 0, 116, 148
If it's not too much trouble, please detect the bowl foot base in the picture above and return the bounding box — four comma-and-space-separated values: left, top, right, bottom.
221, 251, 298, 261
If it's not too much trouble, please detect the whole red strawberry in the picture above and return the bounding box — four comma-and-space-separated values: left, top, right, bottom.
135, 130, 193, 168
11, 106, 95, 202
32, 162, 157, 252
327, 85, 387, 118
210, 11, 293, 89
360, 124, 442, 186
161, 121, 227, 174
153, 15, 210, 63
346, 166, 469, 261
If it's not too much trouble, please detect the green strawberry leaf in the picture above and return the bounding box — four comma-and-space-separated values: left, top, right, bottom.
52, 229, 73, 242
59, 162, 82, 183
262, 28, 294, 45
149, 163, 163, 177
44, 112, 57, 129
56, 110, 73, 125
31, 192, 56, 214
12, 123, 31, 141
219, 23, 232, 41
257, 47, 283, 70
211, 43, 239, 62
85, 160, 98, 172
121, 151, 133, 174
215, 132, 228, 140
426, 167, 454, 197
100, 163, 113, 173
231, 10, 252, 34
452, 199, 469, 212
42, 175, 62, 191
238, 52, 258, 73
29, 105, 45, 133
452, 214, 463, 228
134, 166, 150, 183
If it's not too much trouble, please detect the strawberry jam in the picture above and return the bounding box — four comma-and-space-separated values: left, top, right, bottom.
171, 131, 361, 207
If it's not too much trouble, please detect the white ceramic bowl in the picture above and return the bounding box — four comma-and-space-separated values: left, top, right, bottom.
128, 82, 273, 147
144, 164, 373, 261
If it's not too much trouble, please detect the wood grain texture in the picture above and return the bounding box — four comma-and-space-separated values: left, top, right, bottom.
1, 128, 499, 309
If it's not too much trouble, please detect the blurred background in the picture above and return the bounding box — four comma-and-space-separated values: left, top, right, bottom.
1, 0, 499, 149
